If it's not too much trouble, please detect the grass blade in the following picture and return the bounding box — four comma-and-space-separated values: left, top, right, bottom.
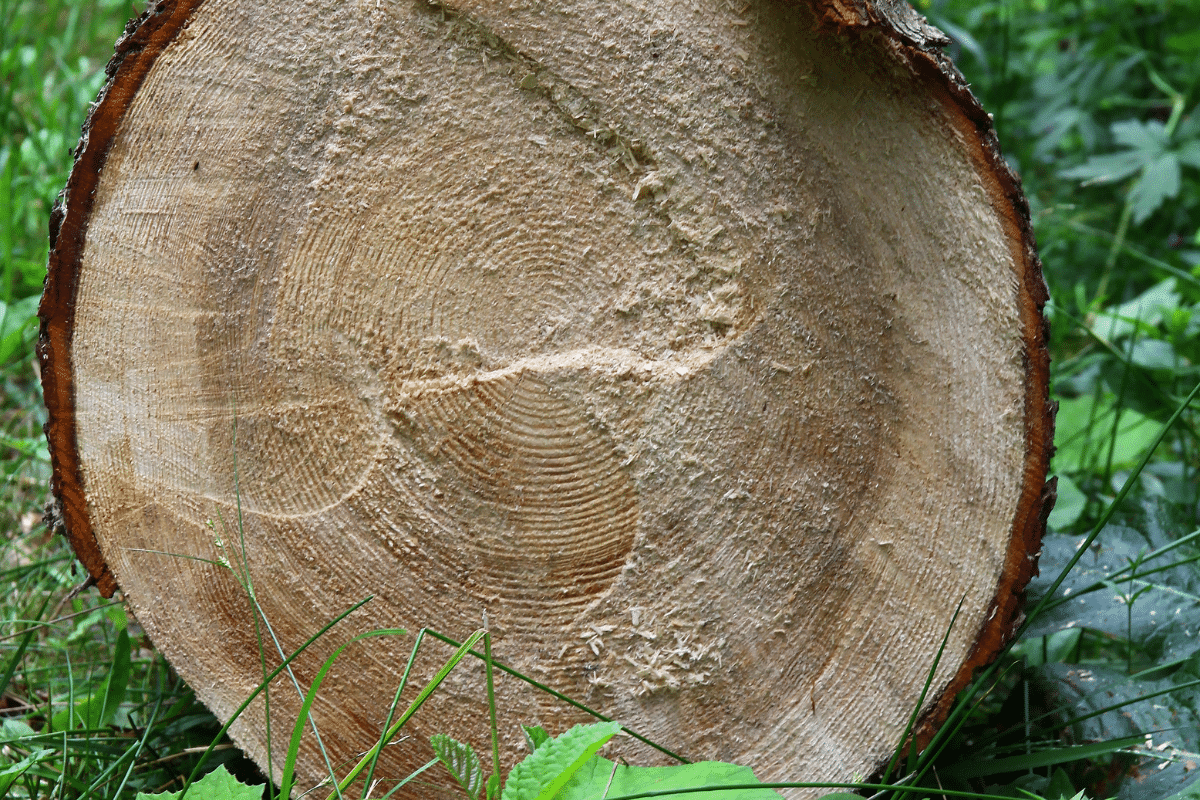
176, 595, 374, 799
277, 629, 406, 799
325, 629, 487, 799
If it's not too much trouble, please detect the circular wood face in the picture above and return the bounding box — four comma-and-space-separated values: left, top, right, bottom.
41, 0, 1051, 795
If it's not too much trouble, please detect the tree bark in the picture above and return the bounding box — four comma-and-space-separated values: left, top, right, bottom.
39, 0, 1054, 795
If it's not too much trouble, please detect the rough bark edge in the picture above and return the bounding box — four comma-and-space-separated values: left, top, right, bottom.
804, 0, 1056, 757
37, 0, 207, 599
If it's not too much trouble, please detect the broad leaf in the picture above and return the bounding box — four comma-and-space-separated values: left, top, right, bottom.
522, 724, 551, 753
1048, 474, 1086, 530
1061, 149, 1145, 183
135, 764, 264, 800
1091, 278, 1180, 341
1054, 395, 1166, 474
1112, 118, 1169, 151
1024, 503, 1200, 800
501, 721, 622, 800
432, 733, 486, 800
556, 757, 783, 800
1129, 153, 1181, 223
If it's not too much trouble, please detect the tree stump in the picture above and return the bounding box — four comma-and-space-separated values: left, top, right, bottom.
40, 0, 1053, 795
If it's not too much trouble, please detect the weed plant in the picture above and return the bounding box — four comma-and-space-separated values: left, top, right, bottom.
3, 0, 1200, 798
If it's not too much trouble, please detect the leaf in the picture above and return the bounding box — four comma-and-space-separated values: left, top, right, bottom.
1091, 278, 1181, 341
1035, 661, 1200, 800
135, 764, 264, 800
1048, 474, 1086, 530
0, 749, 53, 797
1025, 512, 1200, 650
1112, 118, 1170, 152
0, 718, 35, 742
1129, 153, 1181, 224
501, 721, 622, 800
1045, 771, 1077, 800
522, 724, 551, 753
556, 757, 784, 800
276, 628, 407, 799
432, 733, 486, 800
0, 295, 39, 366
1127, 339, 1180, 372
1178, 140, 1200, 171
1053, 395, 1166, 474
51, 627, 131, 730
1061, 150, 1145, 184
1166, 29, 1200, 53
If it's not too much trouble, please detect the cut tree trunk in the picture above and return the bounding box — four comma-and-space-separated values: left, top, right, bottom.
40, 0, 1054, 795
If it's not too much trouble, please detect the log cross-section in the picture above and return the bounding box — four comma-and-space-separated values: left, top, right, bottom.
39, 0, 1053, 795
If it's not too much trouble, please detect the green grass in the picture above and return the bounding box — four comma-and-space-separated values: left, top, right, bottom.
3, 0, 1200, 798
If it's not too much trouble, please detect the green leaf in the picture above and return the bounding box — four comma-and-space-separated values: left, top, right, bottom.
522, 725, 551, 753
0, 718, 36, 743
0, 749, 53, 796
432, 733, 486, 800
276, 628, 407, 799
0, 294, 38, 365
501, 721, 623, 800
556, 757, 783, 800
1178, 140, 1200, 170
1047, 474, 1086, 530
1166, 29, 1200, 53
51, 627, 131, 730
1112, 118, 1169, 152
1129, 153, 1181, 223
135, 764, 264, 800
1090, 278, 1181, 341
1127, 339, 1180, 372
1061, 150, 1145, 183
1054, 395, 1166, 474
1045, 769, 1076, 800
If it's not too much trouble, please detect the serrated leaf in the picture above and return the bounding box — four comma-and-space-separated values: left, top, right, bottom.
501, 721, 622, 800
522, 724, 550, 753
1179, 140, 1200, 170
556, 757, 784, 800
1061, 150, 1145, 183
1112, 118, 1169, 152
432, 733, 486, 800
134, 765, 264, 800
1129, 153, 1181, 223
